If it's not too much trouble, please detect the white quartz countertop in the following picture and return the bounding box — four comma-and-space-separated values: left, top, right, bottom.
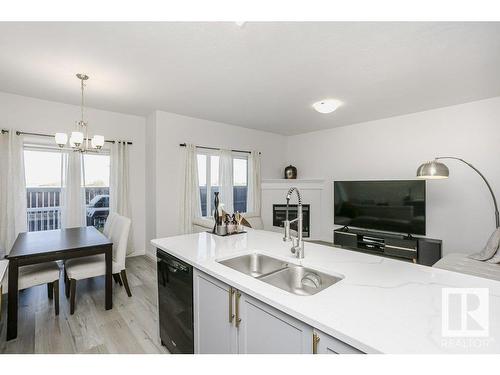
151, 230, 500, 354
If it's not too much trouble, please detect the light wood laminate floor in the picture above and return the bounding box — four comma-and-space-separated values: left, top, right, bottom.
0, 256, 168, 354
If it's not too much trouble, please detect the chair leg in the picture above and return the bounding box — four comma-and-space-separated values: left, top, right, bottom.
69, 279, 76, 315
47, 282, 54, 299
120, 270, 132, 297
64, 269, 70, 299
53, 280, 59, 316
113, 273, 123, 286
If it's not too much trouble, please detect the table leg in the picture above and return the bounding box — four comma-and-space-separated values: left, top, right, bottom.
7, 259, 19, 340
105, 246, 112, 310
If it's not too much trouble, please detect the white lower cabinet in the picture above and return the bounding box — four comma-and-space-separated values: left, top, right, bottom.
193, 269, 237, 353
194, 269, 363, 354
237, 292, 313, 353
313, 329, 364, 354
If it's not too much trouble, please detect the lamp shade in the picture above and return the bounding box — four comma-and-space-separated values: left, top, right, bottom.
70, 131, 84, 147
91, 135, 105, 149
416, 160, 449, 179
54, 132, 68, 147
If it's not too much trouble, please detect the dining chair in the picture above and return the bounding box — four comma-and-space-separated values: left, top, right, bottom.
103, 211, 119, 237
18, 262, 61, 315
64, 214, 132, 314
0, 257, 8, 321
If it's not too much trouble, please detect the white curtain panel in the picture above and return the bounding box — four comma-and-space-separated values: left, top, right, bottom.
218, 149, 234, 214
110, 142, 131, 217
110, 141, 132, 253
0, 130, 27, 254
180, 144, 201, 234
247, 150, 262, 216
61, 151, 85, 228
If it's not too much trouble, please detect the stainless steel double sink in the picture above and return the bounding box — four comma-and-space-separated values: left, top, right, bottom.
218, 253, 343, 296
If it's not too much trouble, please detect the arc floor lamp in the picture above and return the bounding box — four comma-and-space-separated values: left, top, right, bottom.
416, 157, 499, 229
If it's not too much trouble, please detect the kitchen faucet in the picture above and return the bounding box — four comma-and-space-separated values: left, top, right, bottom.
283, 187, 304, 259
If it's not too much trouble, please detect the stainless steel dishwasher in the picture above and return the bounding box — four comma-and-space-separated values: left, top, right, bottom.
157, 249, 194, 354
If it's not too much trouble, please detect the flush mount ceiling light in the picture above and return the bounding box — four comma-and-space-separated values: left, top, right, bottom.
312, 99, 342, 114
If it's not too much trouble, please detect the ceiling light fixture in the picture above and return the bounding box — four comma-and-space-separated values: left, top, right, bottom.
54, 73, 105, 152
312, 99, 342, 114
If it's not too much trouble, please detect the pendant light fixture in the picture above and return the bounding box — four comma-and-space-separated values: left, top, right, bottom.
55, 73, 105, 151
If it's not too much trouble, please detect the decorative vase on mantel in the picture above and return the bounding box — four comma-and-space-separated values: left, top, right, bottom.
284, 165, 297, 179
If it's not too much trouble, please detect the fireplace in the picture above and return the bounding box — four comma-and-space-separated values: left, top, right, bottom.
272, 204, 310, 238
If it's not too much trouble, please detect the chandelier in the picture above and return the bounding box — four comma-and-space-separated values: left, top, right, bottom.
54, 73, 104, 151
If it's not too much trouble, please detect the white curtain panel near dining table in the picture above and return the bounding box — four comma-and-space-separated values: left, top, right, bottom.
110, 141, 132, 253
61, 150, 86, 228
0, 130, 27, 254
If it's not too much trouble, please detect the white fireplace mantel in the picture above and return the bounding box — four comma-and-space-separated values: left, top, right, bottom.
261, 179, 325, 190
261, 178, 325, 240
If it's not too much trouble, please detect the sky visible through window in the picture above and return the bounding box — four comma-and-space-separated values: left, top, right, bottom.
197, 154, 247, 186
24, 150, 62, 187
24, 150, 110, 187
84, 154, 110, 187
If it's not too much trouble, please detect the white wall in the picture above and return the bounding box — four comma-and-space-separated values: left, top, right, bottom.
0, 91, 147, 256
285, 97, 500, 255
145, 110, 287, 257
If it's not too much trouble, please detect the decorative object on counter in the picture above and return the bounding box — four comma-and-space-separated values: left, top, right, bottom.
225, 214, 234, 234
210, 206, 247, 237
284, 165, 297, 179
213, 192, 220, 233
235, 211, 244, 232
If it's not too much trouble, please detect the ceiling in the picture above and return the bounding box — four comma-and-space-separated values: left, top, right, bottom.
0, 22, 499, 135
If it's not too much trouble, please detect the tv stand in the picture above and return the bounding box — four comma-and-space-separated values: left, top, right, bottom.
333, 227, 442, 266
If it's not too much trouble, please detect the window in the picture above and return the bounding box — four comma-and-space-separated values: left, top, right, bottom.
24, 149, 63, 231
233, 157, 248, 213
197, 151, 248, 217
24, 148, 110, 232
84, 154, 110, 231
197, 153, 220, 217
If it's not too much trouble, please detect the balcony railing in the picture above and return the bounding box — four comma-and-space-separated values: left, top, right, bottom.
26, 187, 109, 232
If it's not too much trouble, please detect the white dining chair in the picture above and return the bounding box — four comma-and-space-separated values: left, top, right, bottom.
64, 214, 132, 314
103, 211, 119, 237
18, 262, 61, 315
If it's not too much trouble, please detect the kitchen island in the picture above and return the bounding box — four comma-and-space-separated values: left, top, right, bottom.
152, 229, 500, 354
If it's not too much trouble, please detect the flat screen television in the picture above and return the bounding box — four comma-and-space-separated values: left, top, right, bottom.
334, 180, 426, 235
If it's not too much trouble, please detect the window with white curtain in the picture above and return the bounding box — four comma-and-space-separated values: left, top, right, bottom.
24, 145, 110, 232
24, 148, 63, 231
197, 151, 248, 217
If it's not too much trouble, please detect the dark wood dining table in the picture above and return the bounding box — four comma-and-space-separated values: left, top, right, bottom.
6, 226, 113, 341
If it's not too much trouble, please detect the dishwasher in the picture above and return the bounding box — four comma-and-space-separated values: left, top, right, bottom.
157, 249, 194, 354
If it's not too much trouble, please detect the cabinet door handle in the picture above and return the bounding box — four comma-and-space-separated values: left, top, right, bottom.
312, 333, 320, 354
228, 287, 235, 323
235, 291, 242, 328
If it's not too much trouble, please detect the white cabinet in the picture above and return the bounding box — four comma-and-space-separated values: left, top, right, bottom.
237, 292, 313, 354
194, 270, 312, 354
193, 269, 237, 353
313, 329, 364, 354
194, 269, 364, 354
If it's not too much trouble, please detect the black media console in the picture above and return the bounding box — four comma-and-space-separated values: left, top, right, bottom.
333, 227, 442, 266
